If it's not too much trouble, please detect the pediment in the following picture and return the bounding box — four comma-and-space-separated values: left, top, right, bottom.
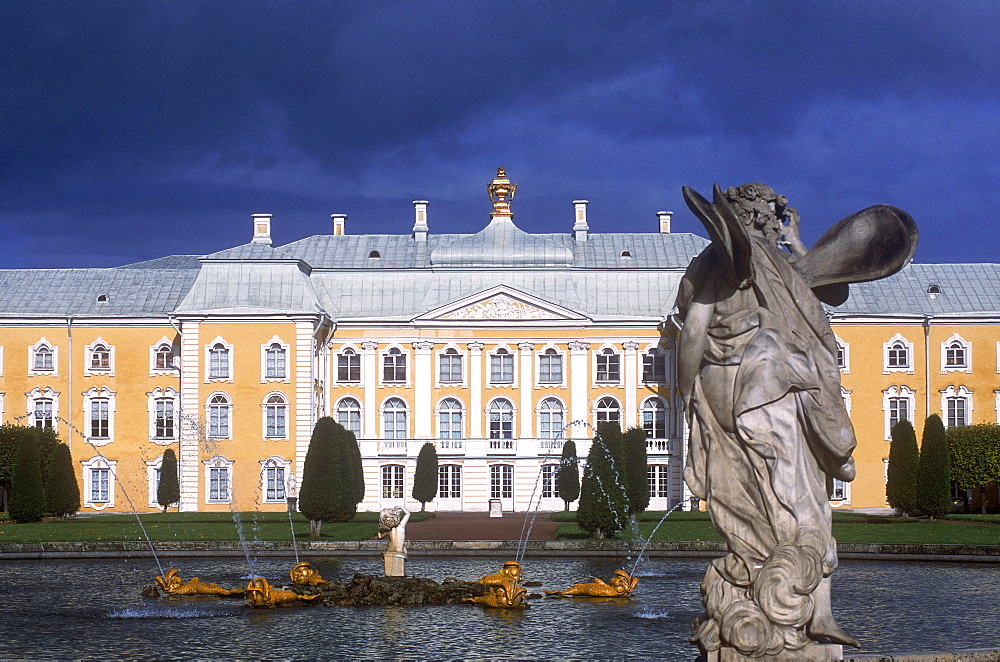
417, 286, 587, 322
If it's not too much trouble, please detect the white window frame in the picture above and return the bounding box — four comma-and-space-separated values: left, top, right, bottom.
841, 386, 853, 415
203, 455, 234, 503
205, 337, 234, 382
436, 345, 466, 387
536, 345, 565, 387
940, 385, 973, 428
883, 385, 916, 440
82, 386, 116, 445
995, 390, 1000, 425
438, 464, 462, 501
336, 345, 362, 385
381, 463, 405, 501
641, 396, 668, 440
537, 396, 566, 440
489, 463, 514, 500
0, 345, 4, 377
593, 394, 622, 428
150, 337, 177, 375
82, 455, 116, 510
649, 464, 671, 499
541, 463, 560, 499
260, 336, 290, 383
834, 336, 850, 373
147, 386, 179, 444
0, 392, 5, 424
830, 477, 850, 504
488, 345, 516, 386
84, 337, 115, 376
642, 347, 668, 383
594, 345, 622, 385
27, 386, 59, 430
380, 345, 409, 386
260, 456, 291, 503
146, 456, 163, 508
206, 391, 233, 440
436, 397, 465, 442
262, 391, 289, 439
28, 338, 57, 376
335, 396, 363, 437
883, 333, 914, 374
486, 397, 515, 441
941, 333, 971, 374
381, 397, 409, 440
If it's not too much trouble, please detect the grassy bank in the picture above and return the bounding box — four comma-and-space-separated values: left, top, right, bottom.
0, 511, 435, 543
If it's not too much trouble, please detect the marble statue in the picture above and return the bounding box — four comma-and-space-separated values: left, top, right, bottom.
153, 568, 243, 597
289, 561, 325, 586
377, 506, 410, 577
676, 183, 916, 659
545, 569, 639, 597
466, 560, 529, 609
245, 577, 322, 608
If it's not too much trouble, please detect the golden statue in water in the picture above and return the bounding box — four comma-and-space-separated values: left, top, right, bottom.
245, 577, 322, 608
289, 562, 325, 586
545, 569, 639, 597
466, 560, 529, 609
153, 568, 243, 597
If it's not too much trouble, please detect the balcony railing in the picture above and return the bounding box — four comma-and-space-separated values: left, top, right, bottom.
438, 439, 464, 451
377, 440, 408, 454
539, 439, 564, 451
646, 438, 671, 453
488, 438, 516, 452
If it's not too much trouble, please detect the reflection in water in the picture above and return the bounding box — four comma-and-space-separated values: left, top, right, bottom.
0, 557, 997, 658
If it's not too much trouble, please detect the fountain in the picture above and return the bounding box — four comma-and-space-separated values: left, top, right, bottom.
151, 568, 243, 597
545, 569, 639, 598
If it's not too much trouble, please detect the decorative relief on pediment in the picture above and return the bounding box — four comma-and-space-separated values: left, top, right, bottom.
443, 295, 548, 320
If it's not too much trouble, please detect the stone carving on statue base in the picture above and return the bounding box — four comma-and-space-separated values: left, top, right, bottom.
377, 506, 410, 577
676, 182, 917, 658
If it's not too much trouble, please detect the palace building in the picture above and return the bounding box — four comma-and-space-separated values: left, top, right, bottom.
0, 168, 997, 514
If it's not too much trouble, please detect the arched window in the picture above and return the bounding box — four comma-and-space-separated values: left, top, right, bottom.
208, 393, 231, 438
264, 393, 287, 438
596, 348, 621, 383
887, 339, 910, 370
383, 348, 406, 383
945, 340, 967, 369
538, 397, 564, 439
381, 464, 404, 499
490, 348, 514, 383
209, 343, 230, 379
382, 397, 408, 439
338, 348, 360, 382
641, 397, 667, 439
265, 343, 286, 379
261, 457, 290, 502
539, 348, 562, 383
488, 398, 514, 439
90, 344, 111, 370
595, 396, 621, 425
33, 344, 53, 371
336, 397, 362, 436
438, 398, 463, 439
439, 348, 463, 383
155, 343, 174, 370
642, 349, 666, 382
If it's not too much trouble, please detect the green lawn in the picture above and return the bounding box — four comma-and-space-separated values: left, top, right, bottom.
552, 511, 1000, 545
0, 511, 435, 544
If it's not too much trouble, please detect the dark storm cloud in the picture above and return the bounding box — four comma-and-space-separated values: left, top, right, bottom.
1, 0, 997, 267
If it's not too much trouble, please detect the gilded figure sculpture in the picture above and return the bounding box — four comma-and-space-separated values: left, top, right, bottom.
289, 561, 325, 586
245, 577, 322, 608
153, 568, 243, 597
466, 560, 529, 609
677, 183, 916, 658
545, 569, 639, 597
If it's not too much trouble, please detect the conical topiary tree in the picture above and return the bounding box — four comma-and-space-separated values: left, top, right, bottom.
9, 433, 44, 523
886, 419, 919, 516
328, 420, 359, 523
557, 439, 580, 511
577, 423, 629, 539
46, 443, 80, 519
917, 414, 951, 519
623, 427, 650, 519
347, 428, 365, 507
157, 448, 180, 512
299, 417, 341, 537
412, 442, 439, 511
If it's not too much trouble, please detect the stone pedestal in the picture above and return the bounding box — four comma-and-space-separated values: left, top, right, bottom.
382, 552, 406, 577
706, 644, 843, 661
489, 498, 503, 517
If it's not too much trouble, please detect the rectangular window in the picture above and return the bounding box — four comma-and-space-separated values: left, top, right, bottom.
642, 353, 666, 382
33, 400, 53, 429
490, 465, 513, 499
34, 348, 53, 371
155, 346, 173, 370
490, 353, 514, 383
265, 466, 286, 501
643, 409, 666, 439
596, 352, 621, 383
439, 410, 462, 439
540, 410, 564, 439
337, 409, 361, 436
439, 353, 463, 383
648, 465, 670, 498
209, 405, 229, 438
382, 465, 404, 499
155, 400, 175, 438
90, 400, 109, 438
209, 467, 229, 502
947, 398, 967, 428
541, 465, 559, 499
265, 347, 286, 379
338, 352, 360, 382
383, 352, 406, 382
266, 404, 286, 437
210, 347, 230, 379
90, 468, 110, 502
830, 478, 847, 501
438, 465, 462, 499
539, 353, 562, 383
889, 398, 909, 430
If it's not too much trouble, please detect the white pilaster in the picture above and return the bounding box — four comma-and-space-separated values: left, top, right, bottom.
362, 341, 378, 437
178, 320, 200, 512
518, 343, 534, 438
468, 342, 484, 438
569, 341, 590, 438
623, 341, 639, 428
294, 320, 315, 484
413, 341, 434, 438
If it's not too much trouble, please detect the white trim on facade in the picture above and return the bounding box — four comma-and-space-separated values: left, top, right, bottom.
883, 333, 915, 374
260, 335, 291, 383
83, 337, 115, 377
940, 333, 972, 374
28, 338, 58, 377
883, 384, 916, 440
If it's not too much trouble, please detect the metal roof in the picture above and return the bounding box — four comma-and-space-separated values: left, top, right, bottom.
831, 263, 1000, 317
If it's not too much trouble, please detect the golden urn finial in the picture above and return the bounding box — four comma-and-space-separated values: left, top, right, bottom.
488, 167, 517, 217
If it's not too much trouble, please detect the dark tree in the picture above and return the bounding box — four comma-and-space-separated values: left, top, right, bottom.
9, 433, 44, 523
46, 443, 80, 518
347, 428, 365, 506
623, 427, 650, 517
157, 448, 180, 512
949, 423, 1000, 515
886, 419, 919, 516
412, 442, 439, 512
577, 423, 629, 539
557, 439, 580, 511
917, 415, 951, 519
299, 417, 357, 536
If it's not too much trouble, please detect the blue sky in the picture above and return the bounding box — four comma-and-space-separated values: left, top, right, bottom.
2, 0, 997, 268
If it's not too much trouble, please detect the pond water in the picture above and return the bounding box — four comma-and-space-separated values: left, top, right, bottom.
0, 555, 997, 659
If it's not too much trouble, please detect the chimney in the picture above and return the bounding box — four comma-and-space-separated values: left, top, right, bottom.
657, 210, 673, 234
331, 214, 347, 236
251, 213, 272, 245
412, 200, 429, 241
573, 200, 589, 241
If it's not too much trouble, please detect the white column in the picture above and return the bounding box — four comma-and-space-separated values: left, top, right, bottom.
294, 320, 315, 483
468, 342, 484, 438
178, 320, 200, 512
413, 341, 434, 439
361, 341, 378, 437
568, 341, 590, 439
518, 342, 534, 438
623, 341, 639, 429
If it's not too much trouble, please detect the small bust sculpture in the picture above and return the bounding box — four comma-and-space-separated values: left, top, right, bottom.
545, 569, 639, 597
245, 577, 322, 608
377, 507, 411, 554
289, 562, 325, 586
153, 568, 243, 597
466, 560, 529, 609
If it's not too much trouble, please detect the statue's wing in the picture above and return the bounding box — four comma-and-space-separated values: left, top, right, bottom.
682, 185, 753, 288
